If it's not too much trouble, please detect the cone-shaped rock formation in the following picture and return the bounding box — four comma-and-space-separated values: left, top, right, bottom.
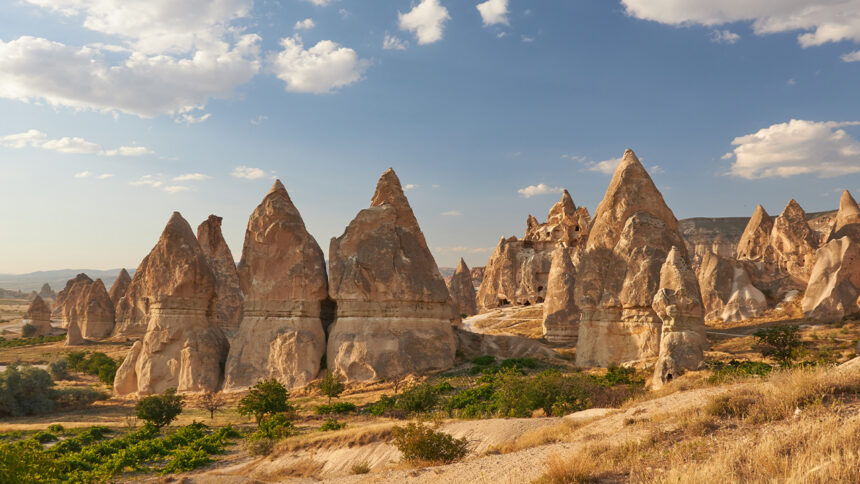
448, 258, 478, 319
542, 247, 579, 344
38, 283, 55, 300
77, 279, 115, 339
769, 199, 819, 283
197, 215, 243, 336
26, 295, 52, 336
223, 181, 328, 392
109, 269, 131, 307
736, 205, 774, 261
53, 273, 93, 326
327, 168, 456, 381
827, 190, 860, 242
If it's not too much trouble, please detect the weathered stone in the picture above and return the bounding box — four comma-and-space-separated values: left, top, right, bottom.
26, 295, 52, 336
769, 199, 819, 284
113, 212, 227, 395
542, 247, 578, 344
736, 205, 774, 261
801, 236, 860, 320
827, 190, 860, 242
453, 327, 560, 361
327, 168, 456, 381
197, 215, 243, 337
38, 283, 55, 300
77, 279, 115, 339
108, 269, 131, 307
223, 181, 328, 392
697, 251, 767, 322
65, 317, 83, 346
524, 190, 591, 248
52, 273, 93, 326
652, 247, 707, 387
576, 149, 689, 367
448, 258, 478, 319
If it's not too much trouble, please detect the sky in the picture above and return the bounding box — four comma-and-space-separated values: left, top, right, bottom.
1, 0, 859, 274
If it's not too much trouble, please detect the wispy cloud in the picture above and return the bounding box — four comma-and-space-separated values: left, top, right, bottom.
441, 210, 463, 216
251, 115, 268, 126
404, 183, 418, 190
0, 129, 151, 157
517, 183, 563, 198
231, 165, 269, 180
172, 173, 211, 181
383, 33, 409, 50
710, 29, 739, 44
294, 18, 315, 30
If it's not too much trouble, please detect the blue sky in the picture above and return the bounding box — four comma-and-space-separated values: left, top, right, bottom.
1, 0, 859, 273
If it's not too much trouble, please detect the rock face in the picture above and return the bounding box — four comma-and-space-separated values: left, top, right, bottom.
113, 212, 227, 396
801, 237, 860, 320
76, 279, 115, 339
447, 259, 478, 319
680, 217, 747, 268
108, 269, 131, 307
327, 168, 456, 381
454, 327, 560, 361
542, 247, 579, 344
470, 266, 485, 289
697, 252, 767, 322
38, 283, 55, 300
575, 149, 691, 367
26, 295, 52, 336
736, 205, 774, 262
53, 273, 94, 326
652, 247, 707, 387
223, 181, 328, 392
197, 215, 244, 337
524, 190, 591, 247
65, 318, 83, 346
769, 199, 819, 284
827, 190, 860, 242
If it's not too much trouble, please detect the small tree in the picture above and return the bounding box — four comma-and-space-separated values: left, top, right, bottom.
238, 379, 292, 424
754, 325, 803, 365
48, 359, 69, 381
21, 323, 36, 338
319, 369, 344, 404
198, 391, 225, 419
135, 389, 184, 429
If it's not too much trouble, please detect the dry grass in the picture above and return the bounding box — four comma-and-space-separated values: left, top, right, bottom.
273, 421, 395, 454
251, 457, 325, 480
488, 419, 591, 454
536, 450, 601, 484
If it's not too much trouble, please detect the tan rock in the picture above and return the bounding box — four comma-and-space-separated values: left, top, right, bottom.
524, 190, 591, 248
65, 317, 83, 346
575, 149, 689, 367
697, 252, 766, 322
448, 258, 478, 319
197, 214, 243, 337
113, 212, 227, 395
652, 247, 707, 387
223, 181, 328, 392
476, 236, 553, 308
470, 266, 485, 289
327, 168, 456, 381
769, 199, 819, 283
26, 295, 52, 336
53, 273, 93, 327
38, 283, 55, 300
453, 327, 560, 361
801, 236, 860, 320
77, 279, 115, 339
736, 205, 774, 261
542, 247, 578, 344
108, 269, 131, 307
827, 190, 860, 242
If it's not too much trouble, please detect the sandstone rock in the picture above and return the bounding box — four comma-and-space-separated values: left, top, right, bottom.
53, 273, 93, 326
113, 212, 227, 395
476, 236, 553, 308
542, 247, 578, 344
453, 327, 559, 361
77, 279, 115, 339
448, 258, 478, 319
651, 247, 707, 387
65, 317, 83, 346
327, 168, 456, 381
470, 266, 485, 289
223, 181, 328, 392
680, 217, 747, 268
801, 236, 860, 320
38, 283, 55, 300
575, 149, 690, 367
736, 205, 774, 261
26, 295, 52, 336
827, 190, 860, 242
769, 199, 819, 283
108, 269, 131, 307
524, 190, 591, 248
697, 252, 766, 322
197, 215, 243, 337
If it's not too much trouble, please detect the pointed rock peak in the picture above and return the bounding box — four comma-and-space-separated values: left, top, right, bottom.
370, 168, 409, 208
197, 214, 229, 253
617, 148, 645, 172
29, 295, 48, 312
781, 199, 806, 218
839, 190, 860, 215
91, 279, 107, 292
162, 211, 198, 245
527, 214, 539, 227
269, 179, 287, 195
118, 268, 130, 280
456, 258, 469, 274
750, 204, 772, 222
665, 246, 684, 267
560, 189, 575, 208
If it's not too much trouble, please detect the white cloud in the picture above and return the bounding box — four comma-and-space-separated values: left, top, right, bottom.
177, 113, 212, 125
517, 183, 563, 198
231, 165, 268, 179
0, 129, 151, 156
304, 0, 333, 5
173, 173, 211, 181
163, 185, 191, 193
130, 175, 163, 187
441, 210, 463, 216
271, 35, 369, 94
477, 0, 509, 26
521, 35, 534, 43
295, 18, 315, 30
251, 115, 268, 125
399, 0, 451, 45
383, 33, 409, 51
74, 171, 90, 178
404, 183, 418, 190
710, 29, 740, 44
622, 0, 860, 54
842, 50, 860, 62
726, 119, 860, 179
496, 32, 506, 38
587, 157, 623, 175
97, 173, 113, 179
650, 165, 665, 174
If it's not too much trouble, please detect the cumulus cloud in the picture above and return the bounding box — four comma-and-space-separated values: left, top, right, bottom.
843, 50, 860, 62
0, 129, 151, 156
517, 183, 563, 198
271, 35, 369, 94
587, 157, 623, 175
441, 210, 463, 216
295, 18, 315, 30
163, 185, 191, 193
383, 33, 409, 51
399, 0, 451, 45
404, 183, 418, 190
622, 0, 860, 55
710, 29, 740, 44
172, 173, 211, 181
477, 0, 509, 26
725, 119, 860, 179
231, 165, 268, 179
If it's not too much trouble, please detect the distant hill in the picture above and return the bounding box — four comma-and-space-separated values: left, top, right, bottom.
0, 269, 135, 293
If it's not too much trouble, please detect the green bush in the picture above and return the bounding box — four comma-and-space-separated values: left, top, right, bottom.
754, 326, 803, 365
707, 360, 773, 383
31, 431, 57, 444
315, 401, 357, 415
392, 423, 469, 463
135, 389, 184, 429
434, 381, 455, 393
0, 334, 64, 348
493, 369, 594, 417
21, 323, 37, 338
54, 387, 106, 409
48, 359, 68, 380
367, 395, 396, 416
0, 365, 56, 417
500, 357, 538, 370
596, 365, 639, 386
47, 424, 64, 434
395, 383, 439, 414
320, 417, 345, 431
64, 352, 120, 384
254, 413, 295, 440
319, 369, 345, 404
471, 355, 496, 366
238, 379, 293, 424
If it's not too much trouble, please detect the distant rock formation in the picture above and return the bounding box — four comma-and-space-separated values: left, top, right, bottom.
26, 295, 52, 336
697, 252, 766, 322
454, 327, 560, 361
769, 199, 819, 283
113, 212, 227, 395
108, 269, 131, 307
327, 168, 456, 381
53, 273, 94, 326
65, 318, 83, 346
76, 279, 115, 339
448, 258, 478, 319
680, 217, 746, 267
477, 191, 590, 310
736, 205, 774, 262
38, 283, 55, 300
575, 149, 691, 367
197, 215, 243, 337
827, 190, 860, 242
652, 247, 707, 387
223, 181, 328, 392
542, 247, 578, 344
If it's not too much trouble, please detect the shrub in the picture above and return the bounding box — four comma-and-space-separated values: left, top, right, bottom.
47, 424, 64, 434
434, 381, 455, 393
54, 388, 106, 409
135, 389, 184, 429
320, 417, 345, 431
315, 401, 356, 415
392, 423, 469, 463
64, 352, 120, 384
31, 431, 57, 444
238, 379, 293, 424
0, 365, 56, 417
367, 395, 396, 416
707, 360, 773, 383
244, 437, 274, 456
395, 383, 439, 414
161, 448, 212, 474
471, 355, 496, 366
198, 391, 225, 419
597, 365, 639, 386
500, 357, 538, 370
21, 323, 36, 338
351, 460, 371, 474
48, 360, 68, 380
754, 326, 803, 365
0, 334, 64, 348
493, 369, 594, 417
255, 413, 295, 440
319, 369, 345, 404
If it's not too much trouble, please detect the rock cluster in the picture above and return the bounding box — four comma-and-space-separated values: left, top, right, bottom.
114, 212, 227, 395
108, 269, 131, 307
26, 295, 52, 336
447, 258, 478, 319
52, 274, 115, 339
197, 215, 244, 337
38, 283, 55, 300
827, 190, 860, 242
524, 190, 591, 248
223, 181, 328, 392
53, 273, 93, 325
542, 247, 578, 344
327, 169, 456, 381
697, 252, 766, 322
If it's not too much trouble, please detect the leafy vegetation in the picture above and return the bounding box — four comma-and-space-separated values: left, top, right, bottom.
48, 359, 69, 380
0, 334, 65, 348
135, 389, 184, 429
319, 369, 345, 404
754, 326, 803, 365
707, 360, 774, 383
21, 323, 37, 338
320, 417, 345, 431
392, 423, 469, 464
198, 391, 225, 419
64, 351, 120, 385
0, 365, 57, 417
315, 401, 356, 415
238, 379, 294, 424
